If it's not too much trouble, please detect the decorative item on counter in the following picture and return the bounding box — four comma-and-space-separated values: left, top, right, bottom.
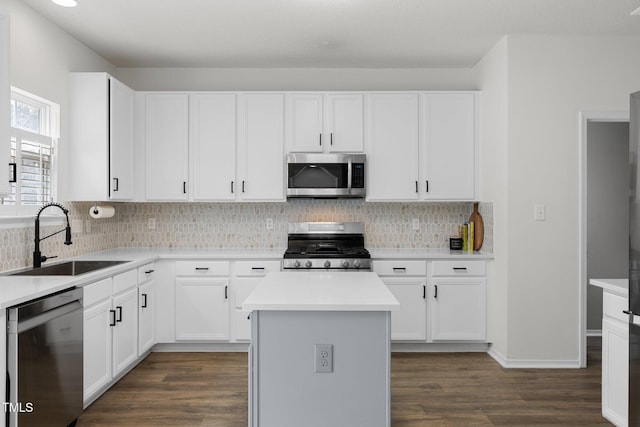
89, 205, 115, 219
460, 221, 474, 252
449, 237, 463, 250
469, 202, 484, 251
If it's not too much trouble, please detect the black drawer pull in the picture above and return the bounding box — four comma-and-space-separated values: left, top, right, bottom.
145, 269, 155, 274
251, 267, 265, 271
453, 267, 468, 271
393, 267, 407, 273
195, 267, 210, 271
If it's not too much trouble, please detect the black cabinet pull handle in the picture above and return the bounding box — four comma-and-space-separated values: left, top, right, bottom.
251, 267, 265, 271
330, 133, 333, 145
145, 269, 155, 274
453, 267, 468, 272
195, 267, 210, 271
434, 285, 438, 299
9, 162, 16, 183
415, 181, 418, 193
224, 285, 228, 299
113, 177, 119, 192
393, 267, 407, 273
109, 309, 116, 327
183, 181, 187, 194
423, 285, 426, 299
116, 306, 123, 322
426, 180, 429, 193
242, 181, 246, 193
319, 134, 322, 146
141, 293, 148, 308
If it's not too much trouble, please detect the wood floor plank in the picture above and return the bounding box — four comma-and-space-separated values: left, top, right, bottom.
78, 339, 611, 426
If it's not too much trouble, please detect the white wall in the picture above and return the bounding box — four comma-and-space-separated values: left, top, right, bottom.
117, 67, 476, 91
505, 35, 640, 364
1, 0, 116, 201
472, 37, 509, 360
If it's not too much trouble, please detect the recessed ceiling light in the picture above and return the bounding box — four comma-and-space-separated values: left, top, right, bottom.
52, 0, 78, 7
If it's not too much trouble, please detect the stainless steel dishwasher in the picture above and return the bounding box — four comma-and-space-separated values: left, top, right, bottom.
6, 287, 83, 427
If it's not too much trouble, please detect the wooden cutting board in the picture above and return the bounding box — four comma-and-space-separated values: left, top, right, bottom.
469, 202, 484, 251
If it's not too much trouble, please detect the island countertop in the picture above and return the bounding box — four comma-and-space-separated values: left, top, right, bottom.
589, 278, 629, 298
242, 271, 400, 312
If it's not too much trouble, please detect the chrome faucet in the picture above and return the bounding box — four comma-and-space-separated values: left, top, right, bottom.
33, 202, 72, 268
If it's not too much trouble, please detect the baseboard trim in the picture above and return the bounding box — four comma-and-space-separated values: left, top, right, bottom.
488, 347, 581, 369
152, 342, 250, 352
391, 342, 490, 352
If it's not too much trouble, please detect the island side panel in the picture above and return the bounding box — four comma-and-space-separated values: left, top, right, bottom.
251, 310, 391, 427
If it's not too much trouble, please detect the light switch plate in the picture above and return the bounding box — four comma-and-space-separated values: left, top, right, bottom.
534, 204, 546, 221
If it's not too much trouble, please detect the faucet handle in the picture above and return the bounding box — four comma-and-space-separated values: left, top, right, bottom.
41, 255, 58, 263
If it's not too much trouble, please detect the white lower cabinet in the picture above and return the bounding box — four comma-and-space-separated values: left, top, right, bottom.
231, 260, 281, 342
138, 263, 156, 355
175, 260, 231, 341
83, 269, 140, 407
428, 261, 487, 342
373, 260, 427, 341
601, 291, 628, 427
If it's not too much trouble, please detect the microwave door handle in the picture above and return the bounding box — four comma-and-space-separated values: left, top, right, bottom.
347, 159, 352, 192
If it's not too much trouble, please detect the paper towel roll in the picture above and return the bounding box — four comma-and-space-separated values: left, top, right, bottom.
89, 205, 115, 219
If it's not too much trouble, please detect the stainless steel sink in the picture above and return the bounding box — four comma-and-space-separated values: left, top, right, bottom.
8, 260, 128, 276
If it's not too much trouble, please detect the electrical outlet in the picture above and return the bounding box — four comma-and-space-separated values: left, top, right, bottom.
412, 218, 420, 231
314, 344, 333, 373
266, 218, 274, 230
148, 218, 156, 229
534, 204, 546, 221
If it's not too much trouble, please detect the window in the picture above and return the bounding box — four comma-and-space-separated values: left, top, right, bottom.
1, 88, 59, 216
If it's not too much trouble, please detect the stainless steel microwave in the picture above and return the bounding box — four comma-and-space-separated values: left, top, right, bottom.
286, 153, 366, 198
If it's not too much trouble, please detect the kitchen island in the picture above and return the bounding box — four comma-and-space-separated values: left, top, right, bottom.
243, 271, 400, 427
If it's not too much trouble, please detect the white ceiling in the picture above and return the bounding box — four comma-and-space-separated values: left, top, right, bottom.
20, 0, 640, 68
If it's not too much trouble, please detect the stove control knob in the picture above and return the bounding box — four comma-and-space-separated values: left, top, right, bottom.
305, 260, 313, 268
293, 260, 301, 268
324, 260, 331, 268
353, 260, 361, 269
342, 260, 349, 268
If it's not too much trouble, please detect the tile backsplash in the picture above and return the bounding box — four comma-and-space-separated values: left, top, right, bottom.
0, 200, 493, 272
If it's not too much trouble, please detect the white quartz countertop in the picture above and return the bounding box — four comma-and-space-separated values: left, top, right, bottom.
242, 271, 400, 312
589, 278, 629, 298
369, 248, 493, 259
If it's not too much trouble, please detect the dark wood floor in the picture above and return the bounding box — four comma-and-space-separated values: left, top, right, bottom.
77, 338, 610, 426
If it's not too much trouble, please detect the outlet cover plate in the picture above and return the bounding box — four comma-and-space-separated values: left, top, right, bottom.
314, 344, 333, 373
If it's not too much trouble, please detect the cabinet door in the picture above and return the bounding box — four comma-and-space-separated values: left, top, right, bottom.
191, 93, 237, 201
109, 77, 135, 200
365, 93, 420, 201
138, 280, 156, 355
382, 277, 427, 341
286, 94, 323, 152
324, 94, 364, 152
0, 13, 9, 196
430, 277, 486, 341
238, 93, 285, 201
112, 288, 139, 376
145, 93, 189, 200
176, 278, 230, 340
421, 93, 476, 200
83, 299, 113, 404
602, 317, 628, 426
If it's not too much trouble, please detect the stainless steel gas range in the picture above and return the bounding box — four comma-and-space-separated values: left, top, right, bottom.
282, 222, 371, 271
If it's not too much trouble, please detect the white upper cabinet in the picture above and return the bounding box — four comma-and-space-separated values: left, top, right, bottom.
365, 93, 420, 201
237, 93, 285, 201
144, 93, 189, 201
190, 93, 237, 201
69, 73, 135, 201
421, 93, 477, 200
366, 92, 478, 201
286, 93, 364, 153
0, 13, 9, 196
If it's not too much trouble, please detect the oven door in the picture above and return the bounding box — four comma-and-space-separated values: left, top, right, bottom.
286, 153, 365, 198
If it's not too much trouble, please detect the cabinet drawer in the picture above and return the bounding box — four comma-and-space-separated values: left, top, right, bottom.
603, 291, 628, 323
431, 260, 485, 276
175, 260, 230, 276
138, 262, 156, 283
113, 269, 138, 294
373, 260, 426, 276
234, 260, 281, 276
83, 277, 112, 306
